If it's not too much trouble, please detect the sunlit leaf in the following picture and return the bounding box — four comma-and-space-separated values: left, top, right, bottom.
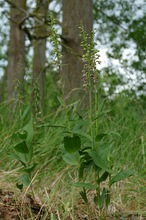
63, 153, 79, 165
88, 149, 111, 172
8, 153, 26, 166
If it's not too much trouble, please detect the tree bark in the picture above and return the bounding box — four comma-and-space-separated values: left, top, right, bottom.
32, 0, 49, 114
7, 0, 26, 103
62, 0, 93, 103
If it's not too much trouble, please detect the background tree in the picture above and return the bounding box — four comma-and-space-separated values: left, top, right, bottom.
62, 0, 93, 103
32, 0, 49, 114
1, 0, 146, 107
7, 0, 26, 104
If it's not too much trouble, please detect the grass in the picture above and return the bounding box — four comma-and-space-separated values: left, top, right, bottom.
0, 93, 146, 219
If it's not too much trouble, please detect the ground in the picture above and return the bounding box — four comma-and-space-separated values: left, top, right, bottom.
0, 189, 146, 220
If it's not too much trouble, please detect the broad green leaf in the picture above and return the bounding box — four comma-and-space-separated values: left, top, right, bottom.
9, 153, 21, 161
95, 133, 107, 142
73, 182, 96, 189
14, 141, 29, 154
109, 170, 134, 186
88, 149, 111, 173
8, 153, 26, 166
64, 135, 81, 153
63, 153, 79, 165
98, 143, 111, 162
23, 118, 33, 143
19, 154, 29, 164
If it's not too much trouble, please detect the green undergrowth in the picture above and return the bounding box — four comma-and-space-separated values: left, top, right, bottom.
0, 93, 146, 219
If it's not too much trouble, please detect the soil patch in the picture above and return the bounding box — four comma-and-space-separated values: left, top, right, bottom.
0, 189, 145, 220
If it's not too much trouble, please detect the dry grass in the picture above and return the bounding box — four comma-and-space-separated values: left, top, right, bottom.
0, 169, 145, 220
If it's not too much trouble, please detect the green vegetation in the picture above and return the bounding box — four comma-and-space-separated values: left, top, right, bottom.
0, 1, 146, 217
0, 25, 146, 219
1, 91, 146, 219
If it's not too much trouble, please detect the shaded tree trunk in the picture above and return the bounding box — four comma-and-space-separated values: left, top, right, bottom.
7, 0, 26, 104
32, 0, 49, 114
62, 0, 93, 103
0, 74, 6, 103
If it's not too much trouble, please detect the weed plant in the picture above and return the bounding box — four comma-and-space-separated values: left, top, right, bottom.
0, 16, 146, 219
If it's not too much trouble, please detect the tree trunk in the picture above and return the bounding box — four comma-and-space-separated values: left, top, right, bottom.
7, 0, 26, 104
62, 0, 93, 103
32, 0, 49, 115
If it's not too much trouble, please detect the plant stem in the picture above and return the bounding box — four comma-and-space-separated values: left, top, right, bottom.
89, 86, 94, 149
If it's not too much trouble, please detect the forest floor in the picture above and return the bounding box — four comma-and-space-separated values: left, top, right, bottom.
0, 189, 145, 220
